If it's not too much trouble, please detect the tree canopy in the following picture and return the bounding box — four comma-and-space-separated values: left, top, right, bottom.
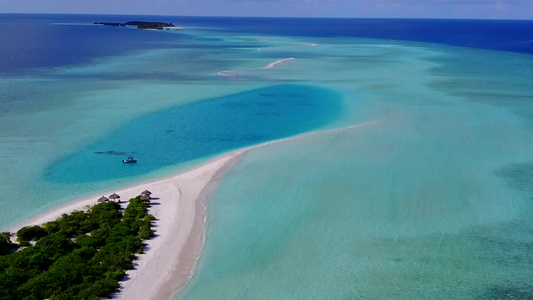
0, 196, 154, 300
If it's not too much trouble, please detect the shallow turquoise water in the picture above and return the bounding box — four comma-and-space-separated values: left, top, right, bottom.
1, 18, 533, 300
0, 28, 289, 229
177, 40, 533, 299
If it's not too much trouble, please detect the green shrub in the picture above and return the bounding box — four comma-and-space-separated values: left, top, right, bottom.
0, 199, 154, 299
75, 235, 99, 248
16, 226, 48, 245
138, 222, 154, 239
0, 232, 17, 255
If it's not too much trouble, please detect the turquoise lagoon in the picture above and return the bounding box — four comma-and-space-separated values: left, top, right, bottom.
45, 84, 342, 183
0, 17, 532, 300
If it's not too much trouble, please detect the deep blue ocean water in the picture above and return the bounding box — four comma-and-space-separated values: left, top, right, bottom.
0, 14, 188, 76
177, 17, 533, 54
1, 14, 532, 77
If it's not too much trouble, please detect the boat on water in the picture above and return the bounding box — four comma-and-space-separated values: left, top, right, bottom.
122, 156, 137, 164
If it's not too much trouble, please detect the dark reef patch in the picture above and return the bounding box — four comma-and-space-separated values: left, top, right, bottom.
479, 285, 533, 300
495, 162, 533, 195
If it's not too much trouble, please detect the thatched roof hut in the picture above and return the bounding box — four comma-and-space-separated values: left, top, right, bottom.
140, 194, 151, 202
109, 193, 120, 201
108, 193, 121, 203
97, 196, 109, 203
141, 190, 152, 196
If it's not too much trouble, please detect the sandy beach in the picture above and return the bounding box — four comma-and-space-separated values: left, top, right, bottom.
11, 148, 246, 300
11, 120, 380, 300
116, 151, 243, 300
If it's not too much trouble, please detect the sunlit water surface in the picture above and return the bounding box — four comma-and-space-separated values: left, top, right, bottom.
0, 15, 532, 300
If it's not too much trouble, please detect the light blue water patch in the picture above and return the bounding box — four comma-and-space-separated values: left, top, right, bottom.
177, 39, 533, 300
44, 84, 342, 183
178, 106, 533, 300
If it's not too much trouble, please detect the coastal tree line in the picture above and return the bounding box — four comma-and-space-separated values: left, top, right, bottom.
93, 21, 175, 30
0, 196, 154, 300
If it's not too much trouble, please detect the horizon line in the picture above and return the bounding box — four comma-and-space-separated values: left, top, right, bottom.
1, 12, 532, 22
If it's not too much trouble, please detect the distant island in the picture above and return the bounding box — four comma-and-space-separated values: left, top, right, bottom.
94, 21, 181, 30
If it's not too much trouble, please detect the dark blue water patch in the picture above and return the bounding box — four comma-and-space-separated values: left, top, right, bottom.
175, 17, 533, 55
478, 285, 533, 300
495, 162, 533, 195
0, 14, 189, 76
2, 14, 532, 76
81, 15, 533, 55
44, 84, 342, 183
0, 14, 243, 76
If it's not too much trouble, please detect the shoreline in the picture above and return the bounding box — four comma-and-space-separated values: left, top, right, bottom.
11, 147, 249, 300
11, 120, 382, 300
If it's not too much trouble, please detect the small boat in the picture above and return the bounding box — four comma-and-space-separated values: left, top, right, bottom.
122, 156, 137, 164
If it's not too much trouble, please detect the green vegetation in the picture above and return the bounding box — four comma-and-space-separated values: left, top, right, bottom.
16, 225, 47, 246
94, 21, 175, 30
0, 196, 154, 300
0, 232, 17, 256
124, 21, 175, 30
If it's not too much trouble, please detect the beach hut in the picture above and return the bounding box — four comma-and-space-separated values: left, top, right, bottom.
141, 194, 151, 202
141, 190, 152, 196
109, 193, 121, 203
97, 196, 109, 203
